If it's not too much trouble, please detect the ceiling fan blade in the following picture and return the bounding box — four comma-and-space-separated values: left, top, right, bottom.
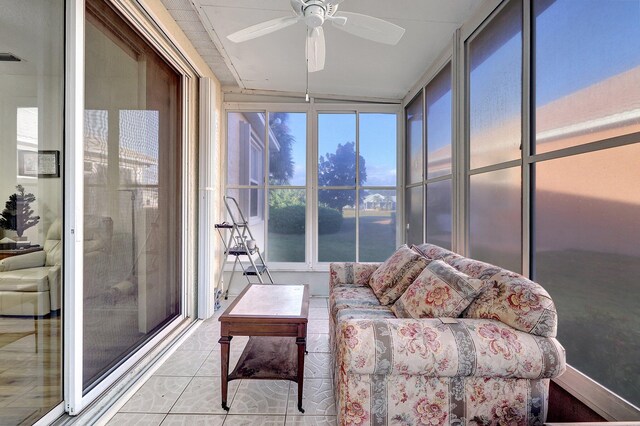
227, 16, 300, 43
332, 11, 405, 45
306, 27, 326, 72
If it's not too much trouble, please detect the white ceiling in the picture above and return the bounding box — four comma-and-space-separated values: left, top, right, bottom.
163, 0, 485, 101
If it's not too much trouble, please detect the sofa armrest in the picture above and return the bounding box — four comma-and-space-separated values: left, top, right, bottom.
329, 262, 381, 289
0, 251, 46, 272
337, 318, 565, 379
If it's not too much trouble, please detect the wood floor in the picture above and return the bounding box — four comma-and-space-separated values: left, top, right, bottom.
0, 316, 62, 425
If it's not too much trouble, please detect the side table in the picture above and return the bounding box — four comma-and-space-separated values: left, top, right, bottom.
219, 284, 309, 412
0, 246, 43, 261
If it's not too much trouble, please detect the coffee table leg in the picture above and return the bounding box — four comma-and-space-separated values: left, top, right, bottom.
219, 335, 232, 411
296, 337, 306, 413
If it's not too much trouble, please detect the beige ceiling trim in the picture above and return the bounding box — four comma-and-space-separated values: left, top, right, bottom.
190, 0, 244, 89
222, 86, 402, 105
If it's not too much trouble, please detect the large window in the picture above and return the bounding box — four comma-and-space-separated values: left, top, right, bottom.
227, 112, 307, 263
426, 63, 453, 249
84, 0, 182, 390
317, 113, 397, 263
226, 109, 397, 266
0, 0, 64, 423
268, 113, 307, 262
405, 93, 424, 245
399, 0, 640, 416
467, 0, 522, 272
532, 0, 640, 407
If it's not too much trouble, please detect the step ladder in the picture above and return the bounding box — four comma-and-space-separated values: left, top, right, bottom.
215, 196, 274, 300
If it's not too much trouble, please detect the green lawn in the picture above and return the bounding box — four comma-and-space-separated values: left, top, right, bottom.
267, 213, 396, 263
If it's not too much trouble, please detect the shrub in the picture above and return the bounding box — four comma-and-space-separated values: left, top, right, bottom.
318, 206, 342, 234
268, 205, 343, 234
269, 204, 305, 234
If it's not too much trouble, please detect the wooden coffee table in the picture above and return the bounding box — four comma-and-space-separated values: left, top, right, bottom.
218, 284, 309, 412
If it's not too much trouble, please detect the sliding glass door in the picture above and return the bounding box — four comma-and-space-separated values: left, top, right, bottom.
83, 0, 182, 391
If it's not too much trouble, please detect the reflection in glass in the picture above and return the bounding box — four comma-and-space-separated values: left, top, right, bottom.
83, 1, 181, 389
268, 189, 305, 262
535, 144, 640, 406
359, 114, 397, 186
318, 114, 357, 187
359, 190, 396, 262
405, 93, 424, 184
269, 113, 306, 186
426, 180, 452, 250
468, 0, 522, 169
469, 167, 521, 273
534, 0, 640, 154
406, 186, 424, 246
227, 112, 266, 188
226, 188, 265, 252
318, 190, 356, 262
426, 63, 452, 179
0, 0, 64, 423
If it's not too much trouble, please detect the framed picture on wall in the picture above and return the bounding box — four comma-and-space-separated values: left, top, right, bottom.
18, 150, 60, 178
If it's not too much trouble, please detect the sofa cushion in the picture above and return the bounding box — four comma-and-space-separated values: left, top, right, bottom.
0, 267, 51, 292
335, 306, 395, 323
391, 260, 485, 319
444, 255, 502, 281
412, 243, 456, 260
330, 284, 387, 318
336, 318, 566, 379
329, 262, 381, 289
369, 245, 429, 305
465, 269, 558, 337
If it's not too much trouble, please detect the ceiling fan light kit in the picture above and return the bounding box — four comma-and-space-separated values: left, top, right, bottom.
226, 0, 406, 73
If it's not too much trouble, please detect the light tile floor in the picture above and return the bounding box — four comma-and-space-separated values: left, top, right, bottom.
106, 297, 336, 426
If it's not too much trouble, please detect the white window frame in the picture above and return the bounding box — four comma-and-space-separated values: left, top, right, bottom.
223, 103, 401, 272
64, 0, 200, 415
401, 0, 640, 419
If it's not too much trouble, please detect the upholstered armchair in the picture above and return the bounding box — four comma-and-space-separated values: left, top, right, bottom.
0, 218, 62, 316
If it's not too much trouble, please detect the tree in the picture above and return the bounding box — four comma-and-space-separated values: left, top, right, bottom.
0, 185, 40, 238
318, 141, 367, 212
268, 112, 295, 186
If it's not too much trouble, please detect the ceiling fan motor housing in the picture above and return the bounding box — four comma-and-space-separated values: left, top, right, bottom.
303, 1, 326, 28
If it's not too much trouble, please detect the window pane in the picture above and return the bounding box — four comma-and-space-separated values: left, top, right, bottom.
534, 144, 640, 406
426, 63, 452, 179
405, 93, 424, 184
426, 179, 452, 250
468, 0, 522, 169
225, 188, 265, 252
227, 111, 265, 187
359, 190, 396, 262
84, 3, 182, 389
318, 113, 356, 187
268, 189, 305, 262
469, 167, 521, 272
406, 186, 424, 246
318, 190, 355, 262
534, 0, 640, 154
269, 112, 306, 186
360, 113, 397, 186
0, 1, 64, 421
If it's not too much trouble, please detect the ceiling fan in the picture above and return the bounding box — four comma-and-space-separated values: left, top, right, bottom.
226, 0, 405, 72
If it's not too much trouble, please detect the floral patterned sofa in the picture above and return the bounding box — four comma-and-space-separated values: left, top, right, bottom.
329, 243, 566, 425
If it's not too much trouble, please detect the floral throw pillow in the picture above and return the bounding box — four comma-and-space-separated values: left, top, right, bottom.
391, 259, 485, 318
369, 245, 429, 305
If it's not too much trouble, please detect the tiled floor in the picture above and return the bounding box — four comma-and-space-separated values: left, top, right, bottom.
106, 297, 336, 426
